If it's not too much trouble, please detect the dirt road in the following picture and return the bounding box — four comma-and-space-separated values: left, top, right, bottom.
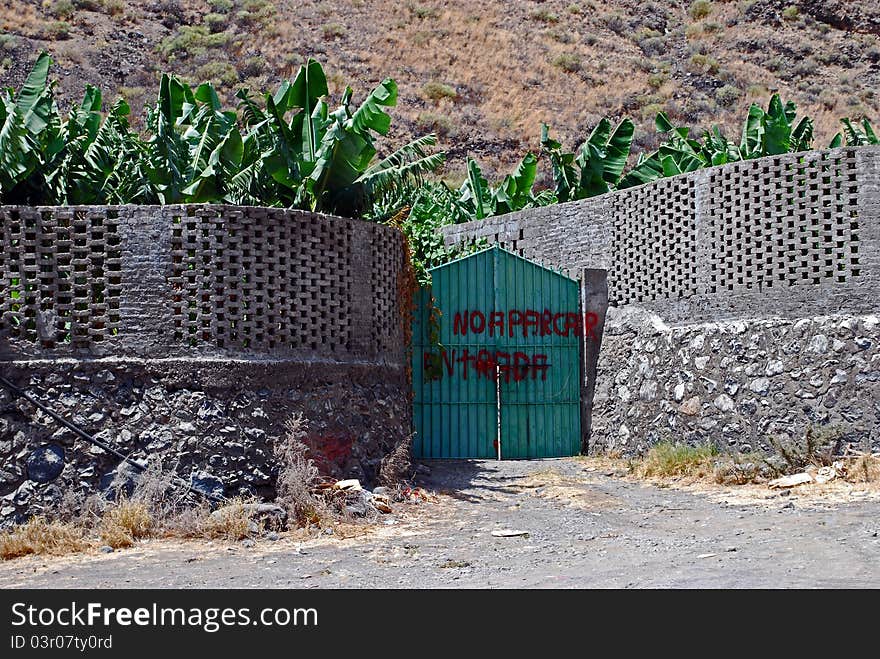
2, 459, 879, 588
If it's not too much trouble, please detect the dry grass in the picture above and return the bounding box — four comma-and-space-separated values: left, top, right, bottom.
712, 452, 767, 485
594, 440, 880, 508
1, 415, 381, 561
98, 499, 153, 549
513, 469, 621, 511
842, 455, 880, 484
273, 414, 336, 528
379, 434, 413, 486
0, 517, 89, 559
160, 503, 213, 539
630, 442, 718, 480
201, 498, 256, 541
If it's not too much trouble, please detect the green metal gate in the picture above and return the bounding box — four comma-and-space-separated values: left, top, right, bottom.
412, 246, 582, 459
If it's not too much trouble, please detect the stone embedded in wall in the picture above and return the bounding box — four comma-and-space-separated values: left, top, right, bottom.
0, 359, 411, 528
590, 307, 880, 456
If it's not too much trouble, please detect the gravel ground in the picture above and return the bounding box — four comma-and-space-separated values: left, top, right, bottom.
2, 459, 879, 589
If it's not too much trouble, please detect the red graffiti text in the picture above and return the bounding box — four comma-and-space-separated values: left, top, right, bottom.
423, 349, 549, 382
452, 309, 600, 340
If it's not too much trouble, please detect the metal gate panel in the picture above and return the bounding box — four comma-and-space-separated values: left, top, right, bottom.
412, 246, 581, 459
412, 252, 497, 458
494, 249, 581, 458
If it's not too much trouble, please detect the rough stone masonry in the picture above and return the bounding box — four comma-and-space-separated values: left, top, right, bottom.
591, 308, 880, 456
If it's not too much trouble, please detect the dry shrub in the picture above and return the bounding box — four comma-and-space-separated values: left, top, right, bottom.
770, 426, 843, 471
274, 414, 327, 526
97, 457, 188, 547
161, 503, 213, 539
55, 488, 107, 527
129, 458, 179, 514
713, 454, 766, 485
201, 498, 255, 541
631, 442, 717, 479
0, 517, 88, 560
379, 434, 413, 486
99, 499, 153, 549
845, 455, 880, 483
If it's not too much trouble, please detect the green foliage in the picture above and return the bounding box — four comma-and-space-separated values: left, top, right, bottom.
0, 52, 145, 204
208, 0, 233, 12
321, 23, 346, 39
51, 0, 76, 20
618, 94, 814, 188
0, 52, 443, 218
395, 182, 473, 286
552, 53, 581, 72
241, 56, 266, 77
421, 82, 457, 102
687, 53, 719, 75
158, 26, 231, 58
541, 118, 635, 201
0, 33, 16, 51
104, 0, 125, 17
197, 61, 239, 86
529, 9, 559, 23
633, 441, 718, 479
204, 12, 229, 33
830, 118, 878, 147
416, 111, 456, 137
44, 21, 72, 40
715, 84, 741, 108
457, 154, 555, 220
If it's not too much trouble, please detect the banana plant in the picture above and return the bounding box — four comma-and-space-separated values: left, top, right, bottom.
618, 112, 706, 188
618, 95, 814, 189
457, 153, 554, 220
142, 75, 245, 204
232, 58, 444, 216
491, 152, 555, 214
359, 133, 446, 218
397, 181, 469, 284
739, 94, 813, 158
830, 118, 878, 147
541, 117, 634, 201
43, 88, 147, 204
0, 51, 60, 203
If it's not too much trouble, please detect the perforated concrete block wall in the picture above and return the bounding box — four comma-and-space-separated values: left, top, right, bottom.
0, 205, 406, 363
443, 146, 880, 323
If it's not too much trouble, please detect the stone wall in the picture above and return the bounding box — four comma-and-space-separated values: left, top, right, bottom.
591, 307, 880, 456
443, 146, 880, 325
0, 359, 408, 525
0, 205, 411, 525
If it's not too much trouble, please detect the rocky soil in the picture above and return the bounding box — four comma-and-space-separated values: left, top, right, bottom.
2, 458, 878, 588
2, 0, 879, 177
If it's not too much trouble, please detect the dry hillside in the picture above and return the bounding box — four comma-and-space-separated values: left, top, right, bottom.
1, 0, 879, 181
